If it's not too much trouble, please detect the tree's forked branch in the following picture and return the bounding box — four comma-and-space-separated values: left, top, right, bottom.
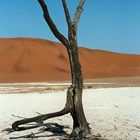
74, 0, 85, 27
38, 0, 69, 48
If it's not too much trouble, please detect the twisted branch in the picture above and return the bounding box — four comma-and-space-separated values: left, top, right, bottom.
61, 0, 72, 40
38, 0, 69, 48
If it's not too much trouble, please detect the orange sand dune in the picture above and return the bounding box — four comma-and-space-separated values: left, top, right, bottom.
0, 38, 140, 83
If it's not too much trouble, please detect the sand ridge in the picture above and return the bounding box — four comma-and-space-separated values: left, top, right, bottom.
0, 38, 140, 82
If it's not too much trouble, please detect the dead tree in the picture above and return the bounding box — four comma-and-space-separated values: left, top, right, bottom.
12, 0, 91, 139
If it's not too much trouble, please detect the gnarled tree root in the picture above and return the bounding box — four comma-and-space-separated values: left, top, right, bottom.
12, 86, 74, 131
12, 106, 70, 131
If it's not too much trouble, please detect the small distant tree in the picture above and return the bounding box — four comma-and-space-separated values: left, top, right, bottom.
12, 0, 91, 139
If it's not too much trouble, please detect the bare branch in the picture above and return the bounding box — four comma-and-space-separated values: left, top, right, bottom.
73, 0, 85, 27
61, 0, 72, 36
38, 0, 69, 48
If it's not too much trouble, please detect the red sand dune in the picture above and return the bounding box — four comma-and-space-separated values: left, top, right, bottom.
0, 38, 140, 83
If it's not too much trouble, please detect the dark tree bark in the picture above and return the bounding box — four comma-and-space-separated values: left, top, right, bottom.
12, 0, 91, 139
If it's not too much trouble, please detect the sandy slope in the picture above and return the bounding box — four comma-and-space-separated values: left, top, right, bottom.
0, 38, 140, 82
0, 87, 140, 140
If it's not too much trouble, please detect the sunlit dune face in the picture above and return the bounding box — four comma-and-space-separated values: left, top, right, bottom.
0, 38, 140, 83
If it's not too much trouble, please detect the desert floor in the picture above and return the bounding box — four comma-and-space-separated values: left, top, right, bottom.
0, 78, 140, 140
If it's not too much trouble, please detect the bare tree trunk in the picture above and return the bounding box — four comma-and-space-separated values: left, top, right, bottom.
66, 33, 90, 137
